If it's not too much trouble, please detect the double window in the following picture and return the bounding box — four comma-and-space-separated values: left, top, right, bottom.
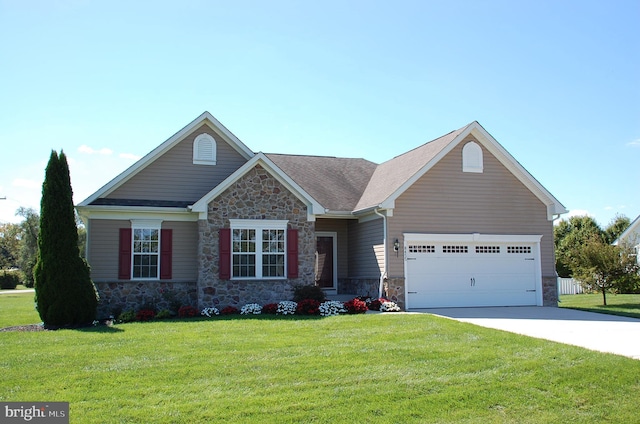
230, 220, 286, 279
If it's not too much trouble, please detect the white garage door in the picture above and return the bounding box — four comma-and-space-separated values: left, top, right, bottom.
404, 234, 543, 309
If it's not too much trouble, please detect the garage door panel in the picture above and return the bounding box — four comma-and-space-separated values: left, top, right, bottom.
405, 237, 540, 309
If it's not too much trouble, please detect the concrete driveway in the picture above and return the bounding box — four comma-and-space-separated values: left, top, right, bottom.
417, 306, 640, 360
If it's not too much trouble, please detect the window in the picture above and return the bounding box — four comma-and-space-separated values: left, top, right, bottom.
462, 141, 483, 173
118, 221, 172, 280
133, 228, 159, 278
193, 133, 217, 165
230, 220, 287, 279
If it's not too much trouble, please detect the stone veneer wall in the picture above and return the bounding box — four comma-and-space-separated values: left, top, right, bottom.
339, 278, 380, 299
198, 165, 315, 309
542, 276, 558, 306
95, 281, 197, 319
383, 277, 406, 310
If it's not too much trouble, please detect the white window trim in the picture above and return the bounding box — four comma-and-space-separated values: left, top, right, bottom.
193, 133, 217, 165
229, 219, 289, 280
130, 219, 162, 280
462, 141, 483, 173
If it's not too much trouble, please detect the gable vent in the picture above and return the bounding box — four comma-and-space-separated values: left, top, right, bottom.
462, 141, 483, 173
193, 133, 217, 165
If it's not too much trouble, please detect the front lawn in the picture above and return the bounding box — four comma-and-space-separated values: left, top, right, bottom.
559, 293, 640, 319
1, 294, 639, 423
0, 292, 38, 327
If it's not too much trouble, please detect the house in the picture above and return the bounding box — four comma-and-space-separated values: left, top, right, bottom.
76, 112, 567, 317
614, 214, 640, 264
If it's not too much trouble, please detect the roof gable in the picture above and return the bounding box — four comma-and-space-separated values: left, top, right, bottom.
190, 153, 324, 221
614, 214, 640, 246
78, 112, 254, 206
355, 121, 567, 220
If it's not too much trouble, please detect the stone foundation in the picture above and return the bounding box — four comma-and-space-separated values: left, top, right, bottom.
542, 276, 558, 306
383, 277, 406, 310
339, 278, 380, 298
199, 280, 297, 309
95, 281, 197, 319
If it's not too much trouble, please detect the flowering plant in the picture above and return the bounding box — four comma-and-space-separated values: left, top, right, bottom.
262, 303, 278, 314
296, 299, 321, 315
319, 300, 347, 316
178, 305, 199, 318
201, 307, 220, 317
220, 306, 240, 315
367, 298, 389, 311
277, 301, 297, 315
344, 298, 368, 314
380, 301, 401, 312
136, 309, 156, 321
241, 303, 263, 315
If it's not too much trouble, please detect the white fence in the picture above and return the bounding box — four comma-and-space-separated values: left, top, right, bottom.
558, 277, 584, 295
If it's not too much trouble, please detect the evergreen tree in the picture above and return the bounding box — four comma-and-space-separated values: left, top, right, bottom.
34, 150, 98, 327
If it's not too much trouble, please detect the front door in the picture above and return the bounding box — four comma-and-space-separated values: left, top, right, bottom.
315, 233, 336, 290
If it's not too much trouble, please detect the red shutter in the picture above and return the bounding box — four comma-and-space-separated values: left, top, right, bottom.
219, 228, 231, 280
160, 229, 172, 280
287, 228, 298, 278
118, 228, 132, 280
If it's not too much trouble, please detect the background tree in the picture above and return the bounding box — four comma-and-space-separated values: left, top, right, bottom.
34, 150, 98, 327
554, 215, 603, 277
603, 214, 631, 244
16, 207, 40, 287
0, 222, 20, 269
569, 235, 639, 305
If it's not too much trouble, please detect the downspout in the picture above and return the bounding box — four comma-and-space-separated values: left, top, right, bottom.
373, 207, 387, 299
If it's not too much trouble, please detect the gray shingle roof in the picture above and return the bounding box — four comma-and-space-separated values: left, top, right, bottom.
265, 154, 378, 212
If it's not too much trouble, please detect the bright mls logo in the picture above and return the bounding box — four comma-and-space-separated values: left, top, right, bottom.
1, 402, 69, 423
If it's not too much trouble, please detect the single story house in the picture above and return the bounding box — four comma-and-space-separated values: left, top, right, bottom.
77, 112, 567, 317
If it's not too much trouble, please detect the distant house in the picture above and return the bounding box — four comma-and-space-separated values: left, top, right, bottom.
76, 112, 567, 317
614, 214, 640, 263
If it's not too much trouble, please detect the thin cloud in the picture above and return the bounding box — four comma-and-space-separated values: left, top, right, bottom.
119, 153, 141, 160
626, 139, 640, 147
78, 145, 113, 155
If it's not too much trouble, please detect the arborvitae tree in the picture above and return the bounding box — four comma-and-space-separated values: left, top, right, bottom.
34, 150, 98, 328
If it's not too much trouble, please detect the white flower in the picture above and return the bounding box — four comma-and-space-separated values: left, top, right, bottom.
201, 307, 220, 317
277, 301, 297, 315
380, 301, 401, 312
240, 303, 262, 315
319, 300, 347, 317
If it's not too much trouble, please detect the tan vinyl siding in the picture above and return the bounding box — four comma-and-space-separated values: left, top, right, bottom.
348, 217, 383, 278
87, 219, 198, 282
107, 125, 248, 202
87, 219, 121, 281
315, 219, 349, 278
388, 138, 555, 277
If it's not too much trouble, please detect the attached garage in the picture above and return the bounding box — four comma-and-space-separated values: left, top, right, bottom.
404, 233, 543, 309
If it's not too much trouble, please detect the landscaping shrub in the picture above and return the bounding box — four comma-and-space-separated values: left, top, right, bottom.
367, 298, 385, 311
241, 303, 262, 315
293, 285, 326, 303
344, 298, 368, 314
261, 303, 278, 314
296, 299, 321, 315
117, 310, 136, 323
220, 306, 240, 315
319, 300, 347, 316
201, 307, 220, 317
277, 301, 297, 315
136, 309, 156, 321
155, 309, 172, 319
178, 305, 198, 318
0, 270, 20, 289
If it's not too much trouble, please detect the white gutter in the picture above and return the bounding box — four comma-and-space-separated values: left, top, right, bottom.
373, 207, 387, 299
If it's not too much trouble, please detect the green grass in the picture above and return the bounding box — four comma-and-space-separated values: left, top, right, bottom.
560, 293, 640, 319
1, 293, 640, 423
0, 292, 39, 327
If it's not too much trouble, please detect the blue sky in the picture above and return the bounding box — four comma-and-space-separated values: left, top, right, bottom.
1, 0, 638, 227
